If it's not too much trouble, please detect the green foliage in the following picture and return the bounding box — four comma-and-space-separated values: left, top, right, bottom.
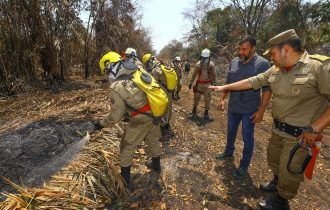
170, 0, 329, 63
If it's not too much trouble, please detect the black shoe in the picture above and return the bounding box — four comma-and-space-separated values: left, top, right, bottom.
204, 110, 212, 121
120, 166, 131, 189
145, 157, 161, 173
233, 167, 248, 179
189, 107, 197, 118
189, 113, 197, 119
215, 152, 233, 160
258, 192, 290, 210
260, 176, 278, 192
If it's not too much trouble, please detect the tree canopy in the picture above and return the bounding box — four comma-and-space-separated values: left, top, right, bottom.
158, 0, 329, 63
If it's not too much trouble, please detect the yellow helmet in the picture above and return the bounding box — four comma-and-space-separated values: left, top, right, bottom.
99, 51, 121, 74
142, 53, 152, 65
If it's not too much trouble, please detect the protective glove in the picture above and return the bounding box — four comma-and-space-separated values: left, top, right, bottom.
188, 84, 192, 90
93, 120, 103, 131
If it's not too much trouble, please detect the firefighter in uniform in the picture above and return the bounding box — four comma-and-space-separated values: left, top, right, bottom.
142, 53, 174, 140
189, 48, 216, 120
124, 47, 143, 68
209, 29, 330, 209
171, 56, 183, 100
94, 51, 162, 188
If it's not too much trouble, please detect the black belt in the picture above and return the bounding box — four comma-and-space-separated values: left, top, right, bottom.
273, 119, 306, 138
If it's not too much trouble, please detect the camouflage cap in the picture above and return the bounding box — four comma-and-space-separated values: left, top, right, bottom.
263, 29, 299, 55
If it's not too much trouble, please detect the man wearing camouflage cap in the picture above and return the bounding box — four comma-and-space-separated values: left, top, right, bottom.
209, 29, 330, 209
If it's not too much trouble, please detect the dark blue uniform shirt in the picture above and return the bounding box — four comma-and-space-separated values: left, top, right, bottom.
226, 55, 270, 114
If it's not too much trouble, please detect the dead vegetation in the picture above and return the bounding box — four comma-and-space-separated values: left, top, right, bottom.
0, 78, 329, 209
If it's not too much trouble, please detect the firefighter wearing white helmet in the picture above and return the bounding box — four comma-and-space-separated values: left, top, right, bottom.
201, 48, 211, 57
189, 48, 216, 120
174, 56, 181, 61
94, 51, 162, 189
171, 56, 183, 100
124, 47, 143, 68
125, 47, 137, 57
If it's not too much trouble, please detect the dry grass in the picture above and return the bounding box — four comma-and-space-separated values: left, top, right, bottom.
0, 131, 126, 209
0, 81, 128, 209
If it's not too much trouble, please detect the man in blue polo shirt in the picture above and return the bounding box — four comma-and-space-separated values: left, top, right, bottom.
216, 35, 272, 179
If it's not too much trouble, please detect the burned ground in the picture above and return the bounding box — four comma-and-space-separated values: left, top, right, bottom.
0, 77, 329, 209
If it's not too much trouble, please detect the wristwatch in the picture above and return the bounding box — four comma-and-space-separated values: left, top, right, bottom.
304, 125, 319, 134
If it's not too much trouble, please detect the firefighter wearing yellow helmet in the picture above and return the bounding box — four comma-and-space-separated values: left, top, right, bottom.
141, 53, 176, 141
142, 53, 153, 69
94, 51, 162, 188
188, 48, 216, 120
99, 51, 121, 75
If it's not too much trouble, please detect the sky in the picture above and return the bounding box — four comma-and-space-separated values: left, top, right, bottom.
140, 0, 193, 53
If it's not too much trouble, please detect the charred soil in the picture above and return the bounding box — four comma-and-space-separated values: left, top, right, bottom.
0, 77, 329, 209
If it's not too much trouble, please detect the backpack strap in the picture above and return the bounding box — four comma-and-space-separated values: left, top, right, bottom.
125, 102, 153, 118
125, 102, 160, 125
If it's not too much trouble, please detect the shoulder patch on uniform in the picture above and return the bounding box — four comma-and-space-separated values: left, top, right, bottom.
309, 54, 330, 62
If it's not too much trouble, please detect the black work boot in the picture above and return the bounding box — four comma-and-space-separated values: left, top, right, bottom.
215, 151, 233, 160
260, 175, 278, 192
189, 106, 197, 118
204, 110, 210, 120
120, 166, 131, 189
145, 156, 161, 173
258, 192, 290, 210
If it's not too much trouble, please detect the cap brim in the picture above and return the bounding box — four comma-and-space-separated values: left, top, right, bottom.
263, 48, 272, 56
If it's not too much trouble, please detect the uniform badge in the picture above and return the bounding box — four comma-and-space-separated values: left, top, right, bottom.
292, 88, 300, 95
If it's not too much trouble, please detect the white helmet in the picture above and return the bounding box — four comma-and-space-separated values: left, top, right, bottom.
201, 48, 211, 58
174, 56, 181, 61
125, 47, 137, 57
